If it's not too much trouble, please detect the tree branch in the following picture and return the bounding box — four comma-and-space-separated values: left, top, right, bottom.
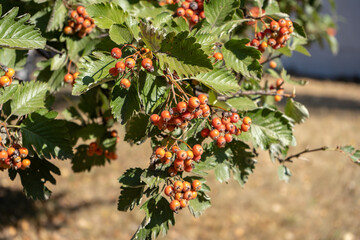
279, 146, 329, 163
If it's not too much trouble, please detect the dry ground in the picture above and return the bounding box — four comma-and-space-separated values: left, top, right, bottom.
0, 77, 360, 240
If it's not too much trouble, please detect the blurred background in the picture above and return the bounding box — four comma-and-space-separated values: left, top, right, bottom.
1, 0, 360, 239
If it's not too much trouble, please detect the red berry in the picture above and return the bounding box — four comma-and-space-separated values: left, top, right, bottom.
0, 150, 8, 161
200, 128, 210, 138
111, 47, 122, 59
225, 133, 233, 143
177, 150, 187, 161
212, 117, 222, 128
216, 136, 226, 148
230, 113, 240, 123
209, 129, 220, 140
109, 67, 119, 77
278, 18, 287, 28
270, 21, 280, 31
250, 39, 260, 47
213, 52, 223, 60
150, 114, 160, 124
191, 14, 199, 24
174, 159, 184, 171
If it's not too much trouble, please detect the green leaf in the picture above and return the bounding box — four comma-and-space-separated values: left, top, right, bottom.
71, 145, 107, 172
239, 108, 293, 150
0, 84, 18, 104
109, 24, 133, 45
72, 123, 107, 141
124, 113, 150, 145
325, 34, 339, 55
276, 46, 292, 57
11, 81, 49, 116
50, 53, 67, 71
119, 168, 146, 187
36, 61, 67, 92
20, 111, 73, 160
226, 97, 257, 111
340, 146, 360, 165
139, 21, 166, 52
157, 31, 213, 77
278, 165, 291, 183
66, 36, 101, 61
204, 0, 240, 28
0, 7, 45, 49
86, 2, 128, 29
140, 169, 167, 189
223, 39, 262, 80
264, 1, 289, 18
229, 141, 256, 186
280, 68, 308, 86
46, 0, 67, 32
133, 196, 175, 240
138, 72, 168, 114
214, 163, 231, 183
111, 79, 140, 124
18, 156, 60, 200
294, 45, 311, 56
285, 98, 309, 124
72, 52, 115, 95
118, 186, 145, 212
193, 69, 240, 96
188, 192, 211, 218
293, 21, 307, 38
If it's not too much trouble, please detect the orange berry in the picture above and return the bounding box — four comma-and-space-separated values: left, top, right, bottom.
209, 129, 220, 140
184, 165, 193, 172
186, 150, 194, 160
111, 130, 117, 137
276, 78, 284, 87
192, 144, 203, 156
185, 9, 194, 18
278, 19, 287, 28
200, 11, 205, 19
212, 117, 222, 128
76, 16, 84, 24
191, 190, 198, 199
173, 159, 184, 171
161, 110, 171, 122
176, 150, 187, 161
270, 21, 280, 31
216, 136, 226, 148
241, 123, 250, 132
225, 133, 233, 143
192, 179, 201, 191
170, 200, 181, 212
168, 166, 178, 176
213, 52, 223, 60
141, 58, 153, 69
177, 101, 187, 113
179, 199, 188, 208
155, 148, 165, 158
181, 1, 190, 9
174, 192, 183, 201
70, 10, 78, 19
184, 159, 193, 168
165, 151, 172, 159
125, 58, 136, 69
5, 68, 14, 78
0, 76, 10, 87
19, 147, 28, 158
150, 114, 160, 124
171, 145, 180, 153
197, 94, 208, 105
183, 190, 193, 200
64, 26, 73, 35
21, 159, 31, 168
286, 20, 293, 29
82, 19, 91, 28
89, 142, 97, 150
188, 97, 200, 109
190, 14, 199, 24
0, 150, 8, 161
243, 116, 251, 125
7, 147, 15, 156
176, 7, 185, 16
73, 72, 80, 79
173, 181, 184, 192
164, 185, 174, 197
120, 78, 131, 89
269, 60, 277, 69
115, 61, 126, 73
77, 6, 86, 15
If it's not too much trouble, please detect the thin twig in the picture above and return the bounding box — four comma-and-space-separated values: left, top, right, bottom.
279, 146, 329, 163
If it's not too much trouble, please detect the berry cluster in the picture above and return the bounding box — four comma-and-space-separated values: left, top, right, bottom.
64, 72, 79, 85
201, 114, 252, 148
150, 94, 210, 132
109, 47, 154, 89
86, 130, 119, 160
175, 0, 205, 25
63, 6, 95, 38
154, 143, 204, 175
164, 179, 201, 212
0, 67, 15, 88
248, 18, 294, 52
0, 145, 30, 171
